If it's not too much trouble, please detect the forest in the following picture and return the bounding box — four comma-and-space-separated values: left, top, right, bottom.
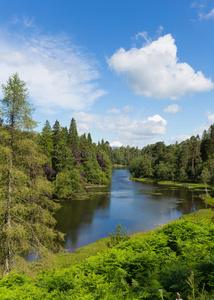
112, 127, 214, 192
0, 74, 214, 299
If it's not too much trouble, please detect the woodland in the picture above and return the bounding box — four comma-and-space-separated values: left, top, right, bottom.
112, 126, 214, 196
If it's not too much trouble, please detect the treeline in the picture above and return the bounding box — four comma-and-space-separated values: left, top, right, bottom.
112, 126, 214, 185
111, 146, 141, 166
37, 118, 111, 198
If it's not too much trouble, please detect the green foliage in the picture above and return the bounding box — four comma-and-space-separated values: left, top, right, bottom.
69, 117, 79, 148
129, 155, 153, 178
54, 168, 84, 198
0, 73, 37, 131
107, 222, 130, 248
38, 120, 53, 162
0, 74, 64, 276
127, 125, 214, 199
0, 219, 214, 299
38, 117, 112, 198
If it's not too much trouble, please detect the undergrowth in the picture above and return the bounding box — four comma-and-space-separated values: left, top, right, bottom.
0, 218, 214, 299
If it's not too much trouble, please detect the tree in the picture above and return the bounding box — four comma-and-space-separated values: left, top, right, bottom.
38, 120, 53, 161
69, 118, 79, 148
201, 167, 211, 195
0, 74, 63, 275
130, 155, 153, 178
52, 121, 74, 172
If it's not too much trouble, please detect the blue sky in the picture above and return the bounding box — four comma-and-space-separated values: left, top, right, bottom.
0, 0, 214, 147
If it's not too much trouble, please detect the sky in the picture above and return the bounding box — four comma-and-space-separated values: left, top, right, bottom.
0, 0, 214, 148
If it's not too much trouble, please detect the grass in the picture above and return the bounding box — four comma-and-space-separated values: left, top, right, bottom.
180, 208, 214, 221
55, 237, 109, 269
55, 230, 153, 270
200, 194, 214, 206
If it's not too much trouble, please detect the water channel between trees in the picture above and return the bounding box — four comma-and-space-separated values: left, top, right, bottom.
55, 169, 209, 252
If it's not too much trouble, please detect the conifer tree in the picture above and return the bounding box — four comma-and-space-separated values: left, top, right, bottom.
69, 118, 79, 148
39, 120, 53, 161
0, 74, 63, 275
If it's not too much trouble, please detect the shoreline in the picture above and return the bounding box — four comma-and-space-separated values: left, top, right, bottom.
131, 177, 214, 206
54, 207, 214, 271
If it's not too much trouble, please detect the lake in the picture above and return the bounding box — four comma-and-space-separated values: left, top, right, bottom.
55, 169, 208, 252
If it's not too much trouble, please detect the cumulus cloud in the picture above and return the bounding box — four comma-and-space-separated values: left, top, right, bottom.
0, 22, 105, 113
73, 111, 167, 145
107, 34, 213, 99
163, 104, 182, 114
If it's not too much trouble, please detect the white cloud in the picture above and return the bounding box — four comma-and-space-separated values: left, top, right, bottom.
200, 8, 214, 20
73, 111, 167, 145
157, 25, 164, 36
108, 34, 213, 100
163, 104, 182, 114
106, 106, 133, 114
107, 108, 121, 114
110, 141, 123, 147
123, 105, 134, 113
170, 134, 190, 144
207, 111, 214, 123
134, 26, 163, 44
0, 23, 105, 113
192, 112, 214, 137
170, 111, 214, 144
135, 31, 151, 44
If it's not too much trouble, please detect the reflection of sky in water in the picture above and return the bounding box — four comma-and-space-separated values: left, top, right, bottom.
55, 169, 209, 252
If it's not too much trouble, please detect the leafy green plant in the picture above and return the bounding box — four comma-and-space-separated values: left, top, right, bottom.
107, 222, 130, 248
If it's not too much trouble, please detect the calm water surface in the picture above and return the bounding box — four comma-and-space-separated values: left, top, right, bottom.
55, 169, 208, 252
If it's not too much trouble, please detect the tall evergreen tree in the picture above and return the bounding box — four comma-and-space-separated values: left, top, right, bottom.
0, 74, 63, 275
39, 120, 53, 161
69, 118, 79, 148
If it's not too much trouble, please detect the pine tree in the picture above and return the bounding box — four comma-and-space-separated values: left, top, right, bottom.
69, 118, 79, 148
39, 120, 53, 162
87, 133, 92, 145
0, 74, 63, 275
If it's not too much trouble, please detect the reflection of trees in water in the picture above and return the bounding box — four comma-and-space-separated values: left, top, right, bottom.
54, 194, 111, 244
153, 185, 210, 215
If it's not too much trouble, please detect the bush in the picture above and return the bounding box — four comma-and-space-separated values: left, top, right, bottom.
107, 222, 130, 248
